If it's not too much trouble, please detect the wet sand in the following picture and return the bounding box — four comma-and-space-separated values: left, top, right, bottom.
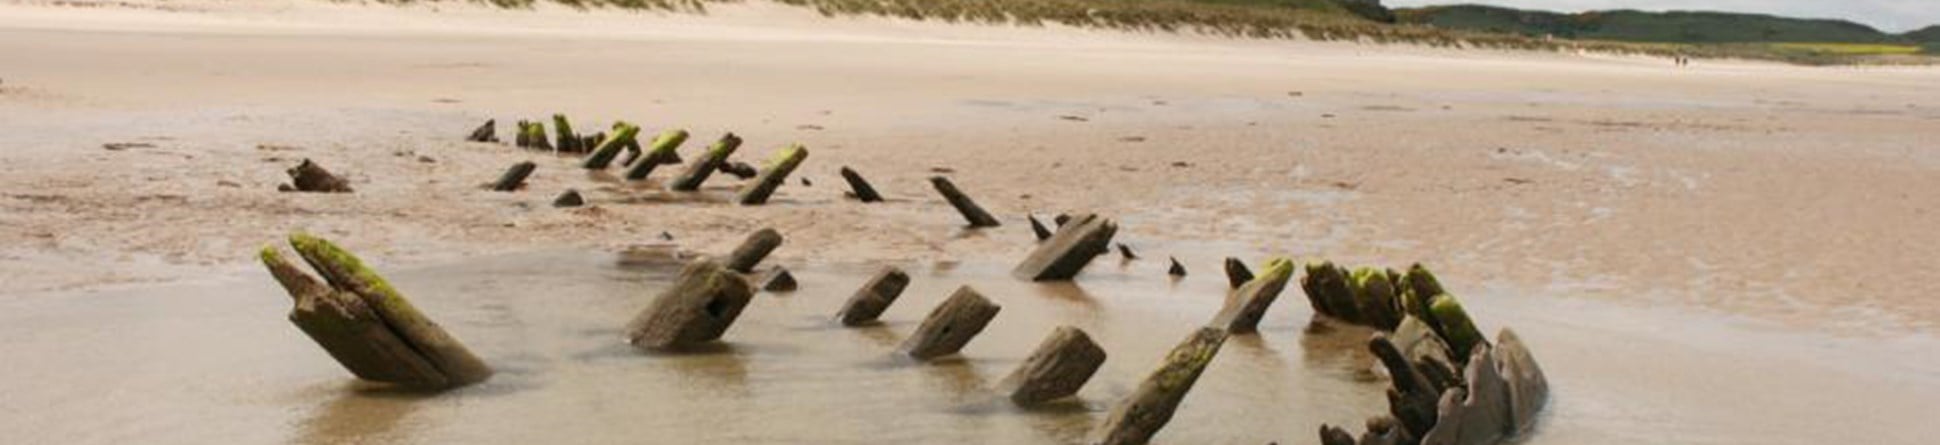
2, 0, 1939, 443
3, 251, 1935, 444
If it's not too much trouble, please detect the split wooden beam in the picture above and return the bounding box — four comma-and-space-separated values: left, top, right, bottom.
1012, 214, 1117, 281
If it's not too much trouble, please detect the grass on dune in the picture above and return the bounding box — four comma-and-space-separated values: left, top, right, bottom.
1769, 43, 1923, 55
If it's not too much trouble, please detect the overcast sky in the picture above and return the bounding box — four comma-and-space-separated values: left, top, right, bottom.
1382, 0, 1938, 32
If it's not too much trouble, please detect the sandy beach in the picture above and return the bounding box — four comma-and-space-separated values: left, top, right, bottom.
2, 0, 1937, 443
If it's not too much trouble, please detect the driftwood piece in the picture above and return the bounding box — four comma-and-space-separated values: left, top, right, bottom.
624, 129, 689, 181
283, 233, 494, 387
580, 122, 640, 170
838, 166, 883, 202
1012, 214, 1117, 281
1092, 327, 1229, 445
997, 326, 1106, 406
466, 119, 497, 143
261, 247, 448, 388
624, 259, 757, 349
930, 176, 1001, 227
759, 266, 797, 292
283, 159, 353, 193
1421, 345, 1509, 445
837, 266, 910, 326
1208, 258, 1293, 334
1028, 215, 1054, 241
670, 133, 742, 191
552, 114, 581, 153
1223, 257, 1253, 289
1168, 257, 1186, 276
491, 161, 536, 192
553, 189, 585, 207
736, 144, 809, 205
724, 228, 783, 274
1117, 243, 1138, 259
720, 161, 757, 179
900, 286, 1001, 361
1495, 328, 1548, 435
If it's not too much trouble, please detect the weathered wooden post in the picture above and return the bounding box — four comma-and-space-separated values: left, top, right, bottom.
996, 326, 1106, 406
624, 259, 756, 349
466, 119, 497, 143
1209, 258, 1293, 333
1429, 295, 1485, 360
1352, 267, 1404, 330
736, 144, 808, 205
670, 133, 743, 191
1301, 261, 1362, 323
1116, 243, 1138, 259
1168, 257, 1187, 276
1495, 328, 1548, 435
552, 114, 581, 153
491, 161, 536, 192
838, 166, 884, 202
900, 286, 1001, 361
516, 121, 551, 150
1028, 215, 1054, 241
624, 129, 690, 181
580, 122, 640, 170
1092, 327, 1229, 445
1370, 332, 1444, 438
1012, 214, 1117, 281
837, 266, 910, 326
282, 159, 353, 193
719, 161, 757, 179
262, 233, 494, 389
930, 176, 1001, 227
553, 189, 584, 207
724, 228, 783, 274
1224, 257, 1253, 288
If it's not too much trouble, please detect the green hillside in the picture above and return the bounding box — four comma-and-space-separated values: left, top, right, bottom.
1906, 25, 1940, 42
1394, 5, 1896, 44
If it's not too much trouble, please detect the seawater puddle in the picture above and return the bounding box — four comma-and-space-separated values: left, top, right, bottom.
0, 250, 1934, 444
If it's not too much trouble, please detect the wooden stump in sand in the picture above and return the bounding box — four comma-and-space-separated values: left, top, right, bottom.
1208, 258, 1293, 334
1028, 215, 1054, 241
515, 120, 551, 151
282, 159, 353, 193
900, 286, 1001, 361
466, 119, 497, 143
837, 266, 911, 326
624, 129, 690, 181
624, 259, 756, 349
997, 326, 1106, 406
552, 114, 581, 153
724, 228, 783, 274
929, 176, 1001, 227
838, 166, 884, 202
1223, 257, 1253, 289
491, 161, 536, 192
260, 233, 493, 389
1012, 214, 1117, 281
670, 133, 743, 191
580, 122, 641, 170
1091, 327, 1229, 445
736, 144, 809, 205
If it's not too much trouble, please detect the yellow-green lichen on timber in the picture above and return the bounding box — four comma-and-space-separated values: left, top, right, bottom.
1155, 328, 1227, 389
1429, 294, 1484, 359
766, 144, 806, 167
1257, 258, 1295, 282
287, 232, 494, 385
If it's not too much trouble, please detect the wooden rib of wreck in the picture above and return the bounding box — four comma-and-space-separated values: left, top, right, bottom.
837, 266, 910, 326
670, 133, 743, 191
838, 166, 883, 202
930, 176, 1001, 227
624, 259, 756, 350
490, 161, 535, 192
900, 286, 1001, 361
736, 144, 808, 205
1012, 214, 1117, 281
624, 129, 690, 181
260, 233, 492, 389
997, 326, 1106, 406
1092, 327, 1228, 445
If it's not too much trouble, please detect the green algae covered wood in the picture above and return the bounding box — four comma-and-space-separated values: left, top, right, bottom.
261, 247, 449, 388
736, 144, 809, 205
1092, 327, 1230, 445
670, 133, 743, 191
552, 114, 581, 153
287, 233, 495, 387
580, 122, 641, 170
1429, 294, 1486, 360
1209, 258, 1293, 333
624, 129, 690, 181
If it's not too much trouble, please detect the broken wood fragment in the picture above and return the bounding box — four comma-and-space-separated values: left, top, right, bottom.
837, 266, 910, 326
735, 144, 808, 205
930, 176, 1001, 227
515, 120, 551, 150
720, 161, 757, 179
1168, 257, 1187, 276
466, 119, 497, 143
670, 133, 743, 191
491, 161, 536, 192
838, 166, 883, 202
283, 159, 353, 193
579, 122, 640, 170
900, 286, 1001, 361
281, 233, 494, 387
1352, 267, 1404, 330
997, 326, 1106, 406
624, 259, 757, 350
1421, 345, 1510, 445
1092, 327, 1229, 445
261, 246, 448, 388
552, 114, 581, 153
724, 228, 783, 274
1028, 215, 1053, 241
1012, 213, 1116, 281
1209, 258, 1293, 333
1301, 261, 1363, 323
1117, 243, 1138, 260
1053, 213, 1071, 226
624, 129, 689, 181
1224, 257, 1253, 288
553, 189, 584, 208
759, 266, 797, 292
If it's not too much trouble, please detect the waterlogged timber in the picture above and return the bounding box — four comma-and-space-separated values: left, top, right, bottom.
1, 251, 1934, 443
